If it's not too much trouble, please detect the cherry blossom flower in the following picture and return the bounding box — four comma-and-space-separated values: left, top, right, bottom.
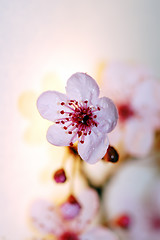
101, 62, 160, 157
31, 189, 119, 240
37, 72, 118, 164
103, 157, 160, 240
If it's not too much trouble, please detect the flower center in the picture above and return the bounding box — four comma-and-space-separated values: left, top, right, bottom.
151, 215, 160, 230
56, 100, 100, 146
59, 231, 79, 240
114, 214, 131, 229
118, 103, 135, 123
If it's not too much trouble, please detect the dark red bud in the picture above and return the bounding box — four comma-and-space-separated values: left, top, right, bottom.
60, 194, 81, 220
103, 145, 119, 163
53, 168, 67, 183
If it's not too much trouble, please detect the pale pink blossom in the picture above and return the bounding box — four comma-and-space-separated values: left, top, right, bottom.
31, 189, 118, 240
37, 72, 118, 164
103, 158, 160, 240
101, 62, 160, 157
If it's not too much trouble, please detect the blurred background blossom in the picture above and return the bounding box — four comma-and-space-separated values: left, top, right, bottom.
101, 62, 160, 158
103, 156, 160, 240
1, 0, 160, 239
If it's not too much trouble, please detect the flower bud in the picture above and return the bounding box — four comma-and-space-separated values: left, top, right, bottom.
53, 168, 67, 183
60, 195, 81, 220
103, 145, 119, 163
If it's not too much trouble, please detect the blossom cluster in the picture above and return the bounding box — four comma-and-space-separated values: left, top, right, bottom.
29, 64, 160, 240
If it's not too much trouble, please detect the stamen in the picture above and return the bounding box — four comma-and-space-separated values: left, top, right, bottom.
55, 99, 100, 145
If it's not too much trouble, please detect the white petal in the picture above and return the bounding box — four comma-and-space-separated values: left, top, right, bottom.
78, 130, 109, 164
37, 91, 68, 121
66, 72, 99, 104
97, 97, 118, 133
31, 199, 64, 236
47, 124, 78, 146
80, 227, 119, 240
70, 189, 99, 232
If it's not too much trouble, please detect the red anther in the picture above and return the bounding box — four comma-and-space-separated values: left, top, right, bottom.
97, 107, 101, 111
68, 131, 72, 134
93, 115, 97, 118
115, 214, 131, 229
103, 145, 119, 163
70, 142, 73, 146
61, 121, 65, 124
53, 168, 67, 183
55, 121, 60, 124
61, 102, 65, 105
89, 131, 91, 135
60, 110, 65, 114
84, 133, 87, 136
69, 113, 72, 116
80, 140, 84, 144
63, 126, 67, 130
84, 100, 88, 104
95, 123, 98, 127
78, 131, 82, 137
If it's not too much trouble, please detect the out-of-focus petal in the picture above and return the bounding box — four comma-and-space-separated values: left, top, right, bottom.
101, 62, 152, 102
97, 97, 118, 133
132, 79, 160, 129
124, 120, 154, 157
37, 91, 68, 121
70, 189, 99, 232
108, 125, 123, 146
103, 159, 157, 219
47, 124, 77, 146
66, 72, 99, 104
80, 227, 119, 240
78, 130, 109, 164
31, 200, 64, 236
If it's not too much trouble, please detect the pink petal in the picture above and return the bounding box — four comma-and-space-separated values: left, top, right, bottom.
59, 195, 81, 220
124, 119, 154, 157
66, 72, 99, 104
70, 189, 99, 232
37, 91, 68, 121
97, 97, 118, 133
80, 227, 119, 240
78, 130, 109, 164
31, 199, 64, 236
47, 124, 77, 146
101, 62, 152, 102
132, 79, 160, 129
